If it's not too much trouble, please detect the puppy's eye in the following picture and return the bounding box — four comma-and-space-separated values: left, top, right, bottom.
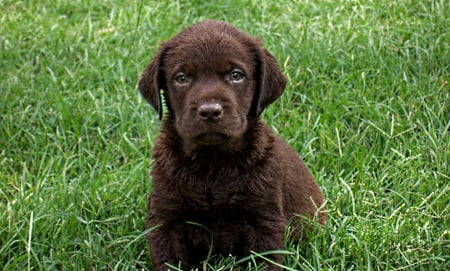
229, 69, 245, 82
174, 73, 190, 84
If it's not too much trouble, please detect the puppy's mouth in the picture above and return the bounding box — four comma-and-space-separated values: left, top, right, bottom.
176, 113, 247, 147
194, 132, 229, 145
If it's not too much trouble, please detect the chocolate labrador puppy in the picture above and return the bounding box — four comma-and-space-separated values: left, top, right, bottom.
138, 20, 326, 271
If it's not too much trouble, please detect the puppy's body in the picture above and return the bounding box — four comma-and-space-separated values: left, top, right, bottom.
138, 21, 326, 271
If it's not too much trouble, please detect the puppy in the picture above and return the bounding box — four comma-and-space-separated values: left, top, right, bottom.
138, 20, 326, 271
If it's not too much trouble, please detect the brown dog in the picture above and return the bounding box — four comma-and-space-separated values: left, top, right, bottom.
138, 21, 326, 271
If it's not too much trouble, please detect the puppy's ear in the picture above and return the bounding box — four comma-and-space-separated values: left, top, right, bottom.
252, 47, 287, 116
137, 45, 167, 120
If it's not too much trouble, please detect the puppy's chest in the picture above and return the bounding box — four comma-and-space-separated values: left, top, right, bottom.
177, 167, 252, 212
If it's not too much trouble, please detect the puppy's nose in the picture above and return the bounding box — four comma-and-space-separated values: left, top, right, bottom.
198, 103, 223, 120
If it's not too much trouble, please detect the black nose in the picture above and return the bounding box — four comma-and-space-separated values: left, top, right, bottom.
197, 103, 223, 120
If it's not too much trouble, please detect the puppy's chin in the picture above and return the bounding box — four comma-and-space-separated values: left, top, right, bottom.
193, 133, 229, 145
177, 126, 248, 154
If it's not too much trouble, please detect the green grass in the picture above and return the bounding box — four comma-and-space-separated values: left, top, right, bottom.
1, 0, 448, 270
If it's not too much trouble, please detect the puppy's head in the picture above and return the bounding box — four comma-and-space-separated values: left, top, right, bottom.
138, 21, 286, 146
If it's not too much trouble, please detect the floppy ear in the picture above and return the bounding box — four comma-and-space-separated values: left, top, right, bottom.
137, 45, 167, 120
252, 48, 287, 116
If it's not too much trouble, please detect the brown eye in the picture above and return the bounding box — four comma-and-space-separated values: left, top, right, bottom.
230, 69, 245, 82
175, 72, 190, 84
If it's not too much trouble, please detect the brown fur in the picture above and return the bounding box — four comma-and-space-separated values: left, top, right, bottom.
138, 21, 326, 271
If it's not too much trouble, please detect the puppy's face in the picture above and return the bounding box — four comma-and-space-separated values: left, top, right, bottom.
138, 21, 286, 147
163, 35, 257, 145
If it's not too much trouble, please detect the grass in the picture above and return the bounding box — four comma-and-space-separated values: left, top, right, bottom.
0, 0, 448, 270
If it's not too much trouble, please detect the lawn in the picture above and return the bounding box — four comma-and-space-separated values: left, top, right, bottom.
0, 0, 448, 270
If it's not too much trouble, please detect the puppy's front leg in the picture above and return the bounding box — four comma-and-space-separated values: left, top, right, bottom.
243, 218, 286, 271
146, 221, 190, 271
